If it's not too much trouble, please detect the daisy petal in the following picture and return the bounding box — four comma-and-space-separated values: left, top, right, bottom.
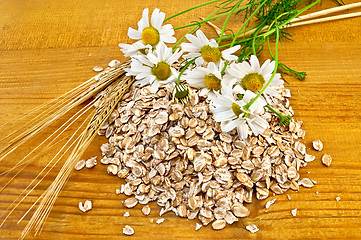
185, 34, 203, 48
209, 39, 219, 48
151, 8, 165, 29
138, 8, 149, 30
195, 57, 204, 66
260, 59, 275, 76
237, 122, 249, 140
249, 55, 261, 72
196, 30, 210, 45
128, 27, 141, 39
162, 36, 177, 44
150, 79, 160, 93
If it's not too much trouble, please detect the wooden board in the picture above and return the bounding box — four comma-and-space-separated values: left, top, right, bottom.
1, 0, 361, 239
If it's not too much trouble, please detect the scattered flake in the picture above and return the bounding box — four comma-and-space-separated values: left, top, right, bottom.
245, 224, 259, 233
150, 218, 154, 223
74, 160, 85, 171
321, 154, 332, 167
315, 191, 319, 195
156, 218, 165, 224
299, 178, 314, 188
291, 208, 297, 216
312, 139, 323, 151
107, 164, 118, 175
79, 200, 92, 212
93, 66, 103, 72
109, 60, 120, 67
287, 195, 292, 200
115, 189, 121, 195
304, 154, 316, 162
265, 199, 277, 210
85, 157, 97, 168
122, 225, 134, 236
295, 142, 306, 155
212, 220, 226, 230
83, 200, 92, 211
232, 203, 250, 217
336, 197, 341, 201
195, 223, 202, 231
123, 211, 130, 217
123, 197, 138, 208
142, 205, 151, 216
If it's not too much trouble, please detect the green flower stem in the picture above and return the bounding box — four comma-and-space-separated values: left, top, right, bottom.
172, 0, 237, 50
278, 62, 306, 80
266, 36, 274, 59
217, 22, 262, 43
217, 0, 244, 44
175, 0, 237, 30
218, 36, 254, 49
221, 60, 228, 75
265, 105, 292, 126
243, 25, 280, 111
251, 25, 264, 55
177, 57, 198, 85
173, 0, 263, 31
230, 0, 267, 48
164, 0, 223, 23
265, 105, 283, 118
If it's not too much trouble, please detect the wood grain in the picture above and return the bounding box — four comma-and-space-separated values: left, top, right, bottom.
1, 0, 361, 239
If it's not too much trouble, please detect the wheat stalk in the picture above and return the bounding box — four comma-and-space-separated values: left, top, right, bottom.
18, 74, 134, 239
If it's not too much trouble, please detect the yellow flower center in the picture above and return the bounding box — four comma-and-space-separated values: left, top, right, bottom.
151, 61, 172, 81
200, 45, 221, 63
231, 102, 249, 118
204, 73, 222, 91
142, 27, 160, 46
241, 73, 265, 92
231, 103, 243, 117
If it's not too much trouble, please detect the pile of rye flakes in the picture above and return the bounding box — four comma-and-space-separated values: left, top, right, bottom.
95, 81, 317, 231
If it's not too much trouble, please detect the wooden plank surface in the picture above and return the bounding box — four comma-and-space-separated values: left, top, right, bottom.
1, 0, 361, 239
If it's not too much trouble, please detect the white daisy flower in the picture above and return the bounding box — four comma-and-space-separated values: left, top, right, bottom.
227, 55, 284, 102
210, 79, 269, 140
183, 62, 223, 99
129, 8, 177, 45
122, 8, 176, 56
125, 42, 182, 93
181, 29, 240, 66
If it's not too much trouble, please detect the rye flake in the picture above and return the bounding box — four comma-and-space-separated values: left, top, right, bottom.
97, 82, 316, 231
